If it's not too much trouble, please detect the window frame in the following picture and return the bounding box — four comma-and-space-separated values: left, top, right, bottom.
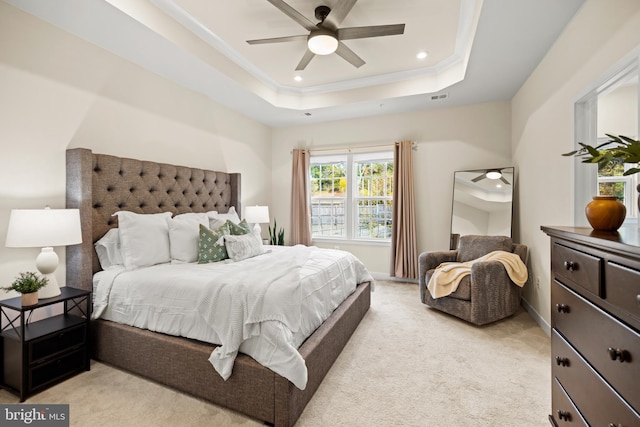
310, 150, 394, 244
573, 54, 639, 226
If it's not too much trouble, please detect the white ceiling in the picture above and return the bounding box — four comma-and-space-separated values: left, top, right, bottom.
7, 0, 585, 127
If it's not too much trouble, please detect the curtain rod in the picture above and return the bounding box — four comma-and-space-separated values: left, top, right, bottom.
294, 141, 417, 154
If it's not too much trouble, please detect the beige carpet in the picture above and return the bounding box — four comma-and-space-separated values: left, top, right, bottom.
0, 281, 550, 426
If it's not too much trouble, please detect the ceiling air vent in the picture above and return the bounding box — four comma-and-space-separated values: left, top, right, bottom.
430, 93, 448, 101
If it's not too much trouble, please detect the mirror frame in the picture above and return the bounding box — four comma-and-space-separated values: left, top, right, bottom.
449, 167, 515, 249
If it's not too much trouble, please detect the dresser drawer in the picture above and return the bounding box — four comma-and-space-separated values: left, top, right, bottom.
552, 243, 602, 296
550, 377, 587, 426
606, 261, 640, 322
29, 324, 85, 363
552, 281, 640, 412
552, 331, 640, 426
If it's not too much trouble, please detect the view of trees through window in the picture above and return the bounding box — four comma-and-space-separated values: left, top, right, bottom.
598, 157, 626, 200
310, 153, 393, 240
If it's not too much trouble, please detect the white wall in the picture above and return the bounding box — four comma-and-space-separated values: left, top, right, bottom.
512, 0, 640, 330
272, 102, 512, 277
487, 207, 512, 236
598, 83, 638, 138
0, 3, 272, 295
452, 202, 490, 236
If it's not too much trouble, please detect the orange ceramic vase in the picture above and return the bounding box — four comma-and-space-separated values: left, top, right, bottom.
585, 196, 626, 231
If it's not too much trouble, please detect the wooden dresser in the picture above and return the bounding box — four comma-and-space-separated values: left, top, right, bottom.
542, 226, 640, 427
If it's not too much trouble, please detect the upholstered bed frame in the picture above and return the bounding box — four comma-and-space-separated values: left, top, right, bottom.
65, 148, 371, 426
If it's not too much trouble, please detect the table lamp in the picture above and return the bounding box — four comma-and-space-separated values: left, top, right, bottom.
5, 207, 82, 298
244, 206, 270, 232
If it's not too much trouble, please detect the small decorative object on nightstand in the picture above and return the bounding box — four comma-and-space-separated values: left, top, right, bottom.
0, 286, 91, 401
1, 271, 49, 307
5, 207, 82, 299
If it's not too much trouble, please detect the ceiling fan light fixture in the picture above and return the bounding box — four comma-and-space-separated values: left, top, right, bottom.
308, 32, 338, 55
486, 171, 502, 180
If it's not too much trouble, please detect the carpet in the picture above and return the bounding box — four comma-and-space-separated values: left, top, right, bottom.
0, 280, 550, 426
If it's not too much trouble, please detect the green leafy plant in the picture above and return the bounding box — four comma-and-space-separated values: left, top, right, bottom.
1, 271, 48, 294
563, 134, 640, 176
268, 218, 285, 246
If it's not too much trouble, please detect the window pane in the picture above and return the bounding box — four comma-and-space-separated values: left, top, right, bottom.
598, 157, 626, 177
311, 198, 345, 237
356, 199, 392, 239
311, 162, 346, 197
599, 181, 625, 201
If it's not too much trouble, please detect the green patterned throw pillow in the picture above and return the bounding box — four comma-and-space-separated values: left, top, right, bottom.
197, 223, 230, 263
227, 219, 251, 235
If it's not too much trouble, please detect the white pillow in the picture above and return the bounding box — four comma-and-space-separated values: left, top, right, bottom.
208, 206, 240, 228
114, 211, 172, 270
224, 227, 265, 262
94, 228, 123, 270
167, 213, 209, 263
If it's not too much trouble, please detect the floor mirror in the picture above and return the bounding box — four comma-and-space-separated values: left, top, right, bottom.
450, 167, 514, 249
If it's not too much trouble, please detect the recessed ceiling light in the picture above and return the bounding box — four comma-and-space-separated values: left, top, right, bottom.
294, 75, 303, 82
416, 51, 428, 60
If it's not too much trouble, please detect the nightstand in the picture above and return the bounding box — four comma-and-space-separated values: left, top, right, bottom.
0, 286, 91, 401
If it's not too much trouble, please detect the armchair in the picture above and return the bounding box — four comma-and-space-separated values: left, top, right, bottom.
418, 235, 528, 325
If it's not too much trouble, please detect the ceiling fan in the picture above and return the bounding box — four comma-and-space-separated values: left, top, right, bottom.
246, 0, 406, 71
471, 168, 511, 185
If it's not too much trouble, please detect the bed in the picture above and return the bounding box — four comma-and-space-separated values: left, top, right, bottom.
65, 148, 372, 426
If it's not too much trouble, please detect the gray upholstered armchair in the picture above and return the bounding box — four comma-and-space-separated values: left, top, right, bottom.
418, 235, 528, 325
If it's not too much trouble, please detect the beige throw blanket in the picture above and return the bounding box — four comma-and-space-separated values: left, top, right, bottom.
427, 250, 527, 299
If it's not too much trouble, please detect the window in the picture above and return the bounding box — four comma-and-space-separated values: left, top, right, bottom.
574, 57, 639, 225
597, 146, 637, 219
310, 151, 393, 241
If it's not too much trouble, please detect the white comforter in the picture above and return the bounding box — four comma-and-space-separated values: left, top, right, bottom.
92, 245, 373, 389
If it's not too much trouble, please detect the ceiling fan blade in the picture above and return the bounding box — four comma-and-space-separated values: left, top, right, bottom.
247, 35, 307, 45
267, 0, 318, 32
471, 174, 486, 182
500, 176, 511, 185
335, 42, 365, 68
338, 24, 405, 40
324, 0, 358, 30
295, 49, 316, 71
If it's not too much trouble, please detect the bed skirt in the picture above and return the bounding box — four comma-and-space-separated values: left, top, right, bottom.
91, 281, 371, 426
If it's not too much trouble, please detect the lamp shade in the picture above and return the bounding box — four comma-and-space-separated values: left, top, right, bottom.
244, 206, 270, 224
5, 208, 82, 248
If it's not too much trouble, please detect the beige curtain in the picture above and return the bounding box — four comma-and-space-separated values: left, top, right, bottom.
290, 149, 312, 246
390, 141, 418, 279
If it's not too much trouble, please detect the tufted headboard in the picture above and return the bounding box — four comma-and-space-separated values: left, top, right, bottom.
65, 148, 241, 290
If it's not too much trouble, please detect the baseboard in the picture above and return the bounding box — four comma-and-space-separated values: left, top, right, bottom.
521, 298, 551, 336
370, 272, 418, 284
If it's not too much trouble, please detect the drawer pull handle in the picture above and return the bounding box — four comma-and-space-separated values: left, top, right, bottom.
608, 424, 623, 427
557, 410, 571, 421
636, 294, 640, 306
555, 356, 570, 367
607, 347, 629, 363
556, 304, 570, 313
563, 261, 577, 271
